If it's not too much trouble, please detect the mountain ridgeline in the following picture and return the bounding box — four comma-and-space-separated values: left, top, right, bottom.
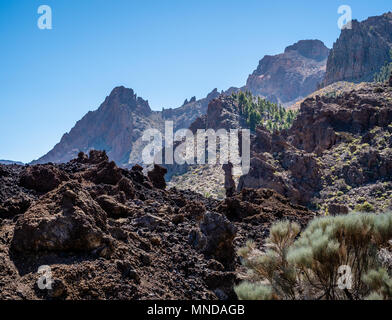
33, 12, 392, 173
33, 87, 220, 167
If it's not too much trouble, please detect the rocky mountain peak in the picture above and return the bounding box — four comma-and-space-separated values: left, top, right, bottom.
284, 39, 330, 62
103, 86, 151, 116
245, 39, 329, 106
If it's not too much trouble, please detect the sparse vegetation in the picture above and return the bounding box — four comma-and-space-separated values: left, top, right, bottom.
355, 201, 376, 213
374, 49, 392, 83
235, 212, 392, 300
232, 91, 298, 132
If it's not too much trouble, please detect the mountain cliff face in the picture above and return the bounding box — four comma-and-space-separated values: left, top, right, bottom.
162, 89, 219, 130
244, 40, 329, 106
324, 12, 392, 86
33, 87, 219, 167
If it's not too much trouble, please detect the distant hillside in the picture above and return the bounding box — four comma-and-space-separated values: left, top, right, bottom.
0, 160, 24, 165
168, 92, 298, 198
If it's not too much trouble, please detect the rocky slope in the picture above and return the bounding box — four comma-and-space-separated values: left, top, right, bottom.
34, 87, 219, 168
239, 81, 392, 214
0, 150, 313, 300
323, 12, 392, 86
168, 77, 392, 213
167, 92, 295, 198
243, 40, 329, 106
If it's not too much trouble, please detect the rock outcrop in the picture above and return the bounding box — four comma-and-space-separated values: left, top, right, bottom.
222, 163, 235, 197
11, 181, 111, 254
323, 12, 392, 86
20, 165, 69, 193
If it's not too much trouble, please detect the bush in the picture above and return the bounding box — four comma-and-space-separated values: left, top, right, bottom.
355, 201, 375, 213
235, 212, 392, 300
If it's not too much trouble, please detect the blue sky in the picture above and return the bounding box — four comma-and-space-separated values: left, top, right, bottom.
0, 0, 391, 162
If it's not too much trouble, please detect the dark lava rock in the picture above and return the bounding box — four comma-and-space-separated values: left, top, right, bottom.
147, 164, 167, 190
19, 165, 68, 193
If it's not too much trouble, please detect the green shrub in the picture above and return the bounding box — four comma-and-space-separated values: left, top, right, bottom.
355, 201, 375, 213
236, 212, 392, 300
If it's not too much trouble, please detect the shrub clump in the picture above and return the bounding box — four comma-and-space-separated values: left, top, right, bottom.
354, 201, 375, 213
235, 212, 392, 300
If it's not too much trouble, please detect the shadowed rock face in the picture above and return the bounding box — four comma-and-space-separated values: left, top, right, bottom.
245, 40, 329, 106
324, 12, 392, 86
147, 164, 167, 190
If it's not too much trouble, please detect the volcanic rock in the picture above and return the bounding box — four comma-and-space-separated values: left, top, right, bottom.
11, 181, 110, 253
19, 165, 68, 193
147, 164, 167, 190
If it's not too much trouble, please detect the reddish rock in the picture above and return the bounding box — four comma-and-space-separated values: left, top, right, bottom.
11, 181, 110, 253
199, 212, 237, 269
19, 164, 68, 193
179, 201, 206, 221
96, 195, 134, 218
328, 203, 349, 215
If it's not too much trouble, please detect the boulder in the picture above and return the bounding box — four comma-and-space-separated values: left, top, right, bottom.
199, 212, 237, 268
11, 181, 111, 253
19, 165, 68, 193
328, 203, 349, 215
147, 164, 167, 190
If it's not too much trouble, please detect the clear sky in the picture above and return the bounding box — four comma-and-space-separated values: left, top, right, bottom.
0, 0, 391, 163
